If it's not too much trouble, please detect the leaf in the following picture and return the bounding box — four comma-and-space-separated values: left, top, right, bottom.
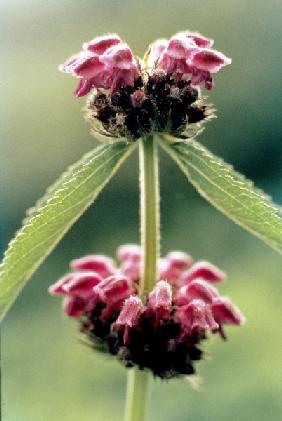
0, 142, 135, 321
159, 136, 282, 254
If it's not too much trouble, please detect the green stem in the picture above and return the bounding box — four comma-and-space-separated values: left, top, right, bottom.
124, 369, 151, 421
139, 135, 160, 295
123, 135, 160, 421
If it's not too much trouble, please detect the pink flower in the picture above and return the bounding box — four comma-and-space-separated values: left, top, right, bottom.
212, 297, 245, 325
100, 43, 140, 93
93, 274, 132, 318
70, 255, 116, 278
116, 296, 145, 327
155, 31, 231, 90
148, 280, 172, 309
191, 49, 231, 73
83, 34, 121, 54
116, 295, 145, 344
63, 296, 86, 318
61, 272, 101, 298
117, 244, 141, 282
59, 34, 140, 96
48, 274, 74, 295
159, 251, 193, 283
148, 280, 172, 319
180, 261, 226, 285
158, 35, 199, 75
182, 31, 214, 48
49, 271, 102, 316
60, 31, 231, 99
49, 245, 244, 378
147, 39, 168, 68
175, 279, 219, 305
117, 244, 141, 262
176, 299, 219, 334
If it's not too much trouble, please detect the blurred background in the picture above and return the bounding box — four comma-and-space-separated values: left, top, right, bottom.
1, 1, 282, 420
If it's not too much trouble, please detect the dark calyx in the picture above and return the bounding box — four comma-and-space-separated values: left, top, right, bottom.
87, 72, 209, 140
80, 303, 204, 379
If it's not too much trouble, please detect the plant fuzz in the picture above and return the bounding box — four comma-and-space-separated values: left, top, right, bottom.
86, 71, 215, 141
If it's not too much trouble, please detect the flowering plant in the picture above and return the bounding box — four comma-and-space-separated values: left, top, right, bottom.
0, 31, 281, 421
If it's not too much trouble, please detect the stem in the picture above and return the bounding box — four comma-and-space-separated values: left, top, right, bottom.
123, 135, 160, 421
139, 135, 160, 295
124, 369, 151, 421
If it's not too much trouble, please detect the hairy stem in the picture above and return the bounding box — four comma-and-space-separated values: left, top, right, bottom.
139, 134, 160, 295
124, 369, 151, 421
123, 135, 160, 421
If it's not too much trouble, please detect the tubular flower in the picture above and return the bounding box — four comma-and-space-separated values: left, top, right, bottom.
49, 245, 245, 379
59, 31, 231, 141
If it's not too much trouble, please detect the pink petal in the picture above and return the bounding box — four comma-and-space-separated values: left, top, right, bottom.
117, 244, 141, 262
175, 279, 219, 305
93, 275, 132, 306
73, 55, 105, 79
74, 78, 93, 97
184, 32, 214, 48
176, 299, 219, 333
59, 52, 84, 74
62, 271, 102, 298
83, 34, 121, 54
120, 260, 141, 282
116, 296, 144, 327
191, 49, 231, 73
190, 69, 214, 90
165, 38, 189, 59
63, 296, 86, 318
109, 68, 138, 93
147, 39, 168, 68
48, 274, 74, 295
101, 43, 137, 70
187, 279, 219, 302
167, 251, 193, 270
165, 35, 199, 59
212, 297, 246, 325
148, 280, 172, 310
158, 53, 192, 75
70, 255, 116, 278
159, 251, 193, 284
180, 261, 226, 284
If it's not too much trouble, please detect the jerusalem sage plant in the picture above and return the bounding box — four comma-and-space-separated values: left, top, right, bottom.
1, 31, 282, 420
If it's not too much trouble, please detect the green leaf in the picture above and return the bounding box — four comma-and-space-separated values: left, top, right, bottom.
0, 142, 135, 321
159, 136, 282, 254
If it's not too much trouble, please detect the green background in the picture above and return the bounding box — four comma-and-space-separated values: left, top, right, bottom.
1, 1, 282, 420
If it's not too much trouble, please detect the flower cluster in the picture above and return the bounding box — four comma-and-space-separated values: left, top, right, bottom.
147, 31, 230, 90
49, 245, 244, 379
60, 34, 140, 97
60, 32, 231, 141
